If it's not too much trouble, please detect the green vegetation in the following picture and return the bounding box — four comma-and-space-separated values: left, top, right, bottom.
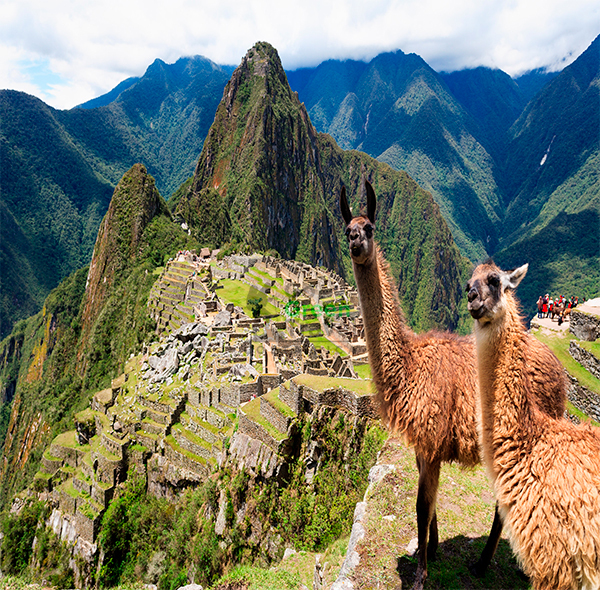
86, 410, 384, 590
353, 438, 530, 589
294, 374, 375, 396
218, 279, 279, 317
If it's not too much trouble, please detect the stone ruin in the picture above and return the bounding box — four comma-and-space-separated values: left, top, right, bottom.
31, 252, 373, 559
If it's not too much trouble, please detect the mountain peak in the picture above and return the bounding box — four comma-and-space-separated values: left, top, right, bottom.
81, 164, 170, 339
176, 42, 327, 264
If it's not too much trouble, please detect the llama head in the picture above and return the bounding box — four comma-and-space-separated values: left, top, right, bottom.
340, 180, 377, 265
466, 261, 528, 325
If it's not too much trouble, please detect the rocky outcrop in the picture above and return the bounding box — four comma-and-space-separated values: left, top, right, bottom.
570, 309, 600, 341
81, 164, 171, 343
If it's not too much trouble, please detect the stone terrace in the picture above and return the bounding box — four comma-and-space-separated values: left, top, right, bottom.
35, 252, 375, 545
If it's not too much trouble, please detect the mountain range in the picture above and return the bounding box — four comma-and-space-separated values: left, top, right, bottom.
1, 36, 598, 338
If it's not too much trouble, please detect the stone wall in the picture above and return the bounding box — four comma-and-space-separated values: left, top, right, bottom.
260, 397, 290, 433
299, 385, 376, 418
261, 374, 282, 393
238, 413, 281, 452
570, 310, 600, 341
567, 374, 600, 423
172, 429, 212, 461
101, 432, 129, 460
570, 341, 600, 380
164, 439, 210, 477
280, 380, 302, 414
75, 507, 103, 544
49, 442, 79, 469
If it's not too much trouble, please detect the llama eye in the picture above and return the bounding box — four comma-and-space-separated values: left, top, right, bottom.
489, 275, 500, 287
465, 282, 471, 293
364, 225, 373, 238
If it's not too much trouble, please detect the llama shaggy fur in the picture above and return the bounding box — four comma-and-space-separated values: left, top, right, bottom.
468, 261, 600, 590
341, 182, 567, 590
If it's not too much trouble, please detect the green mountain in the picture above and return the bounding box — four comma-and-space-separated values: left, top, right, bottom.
2, 37, 597, 342
440, 67, 527, 163
175, 42, 469, 332
0, 57, 231, 339
493, 35, 600, 309
0, 163, 196, 506
0, 91, 114, 339
287, 51, 505, 261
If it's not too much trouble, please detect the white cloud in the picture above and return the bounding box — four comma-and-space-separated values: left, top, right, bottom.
0, 0, 598, 109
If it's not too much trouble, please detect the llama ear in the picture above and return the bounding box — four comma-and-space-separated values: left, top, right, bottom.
501, 263, 528, 291
365, 180, 376, 224
340, 186, 353, 226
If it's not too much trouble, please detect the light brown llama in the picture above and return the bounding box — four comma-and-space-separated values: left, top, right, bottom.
468, 261, 600, 590
341, 181, 567, 590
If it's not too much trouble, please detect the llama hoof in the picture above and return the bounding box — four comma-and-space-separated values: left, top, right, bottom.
410, 568, 426, 590
468, 560, 487, 578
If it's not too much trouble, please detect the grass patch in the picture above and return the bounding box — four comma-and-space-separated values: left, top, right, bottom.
218, 278, 280, 317
293, 374, 375, 396
52, 430, 79, 448
354, 363, 372, 379
213, 564, 300, 590
353, 437, 530, 590
308, 336, 347, 357
578, 339, 600, 358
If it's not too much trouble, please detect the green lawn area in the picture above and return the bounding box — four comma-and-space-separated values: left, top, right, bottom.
354, 363, 372, 379
218, 279, 280, 317
309, 336, 348, 357
293, 374, 375, 396
53, 430, 79, 448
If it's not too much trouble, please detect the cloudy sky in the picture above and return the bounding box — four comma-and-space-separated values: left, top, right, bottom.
1, 0, 598, 110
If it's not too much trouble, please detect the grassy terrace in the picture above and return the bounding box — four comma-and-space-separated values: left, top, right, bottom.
578, 338, 600, 358
165, 434, 212, 468
91, 435, 121, 462
173, 423, 218, 451
293, 374, 375, 396
52, 430, 80, 449
263, 387, 296, 419
180, 412, 222, 436
218, 278, 281, 317
308, 335, 347, 357
241, 398, 287, 441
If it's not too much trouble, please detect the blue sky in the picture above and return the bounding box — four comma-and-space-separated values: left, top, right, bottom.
1, 0, 598, 110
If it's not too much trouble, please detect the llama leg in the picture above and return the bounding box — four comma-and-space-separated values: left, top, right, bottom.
413, 455, 441, 590
470, 502, 503, 577
427, 510, 439, 561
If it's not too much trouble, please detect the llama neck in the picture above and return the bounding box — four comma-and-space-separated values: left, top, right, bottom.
353, 246, 412, 380
475, 295, 537, 478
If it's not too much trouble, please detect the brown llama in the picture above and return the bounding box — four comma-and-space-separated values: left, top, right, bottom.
340, 181, 567, 590
467, 261, 600, 590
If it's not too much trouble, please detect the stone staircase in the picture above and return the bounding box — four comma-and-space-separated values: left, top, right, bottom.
148, 260, 211, 333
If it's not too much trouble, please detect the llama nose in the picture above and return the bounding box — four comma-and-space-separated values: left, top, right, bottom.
468, 287, 479, 302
